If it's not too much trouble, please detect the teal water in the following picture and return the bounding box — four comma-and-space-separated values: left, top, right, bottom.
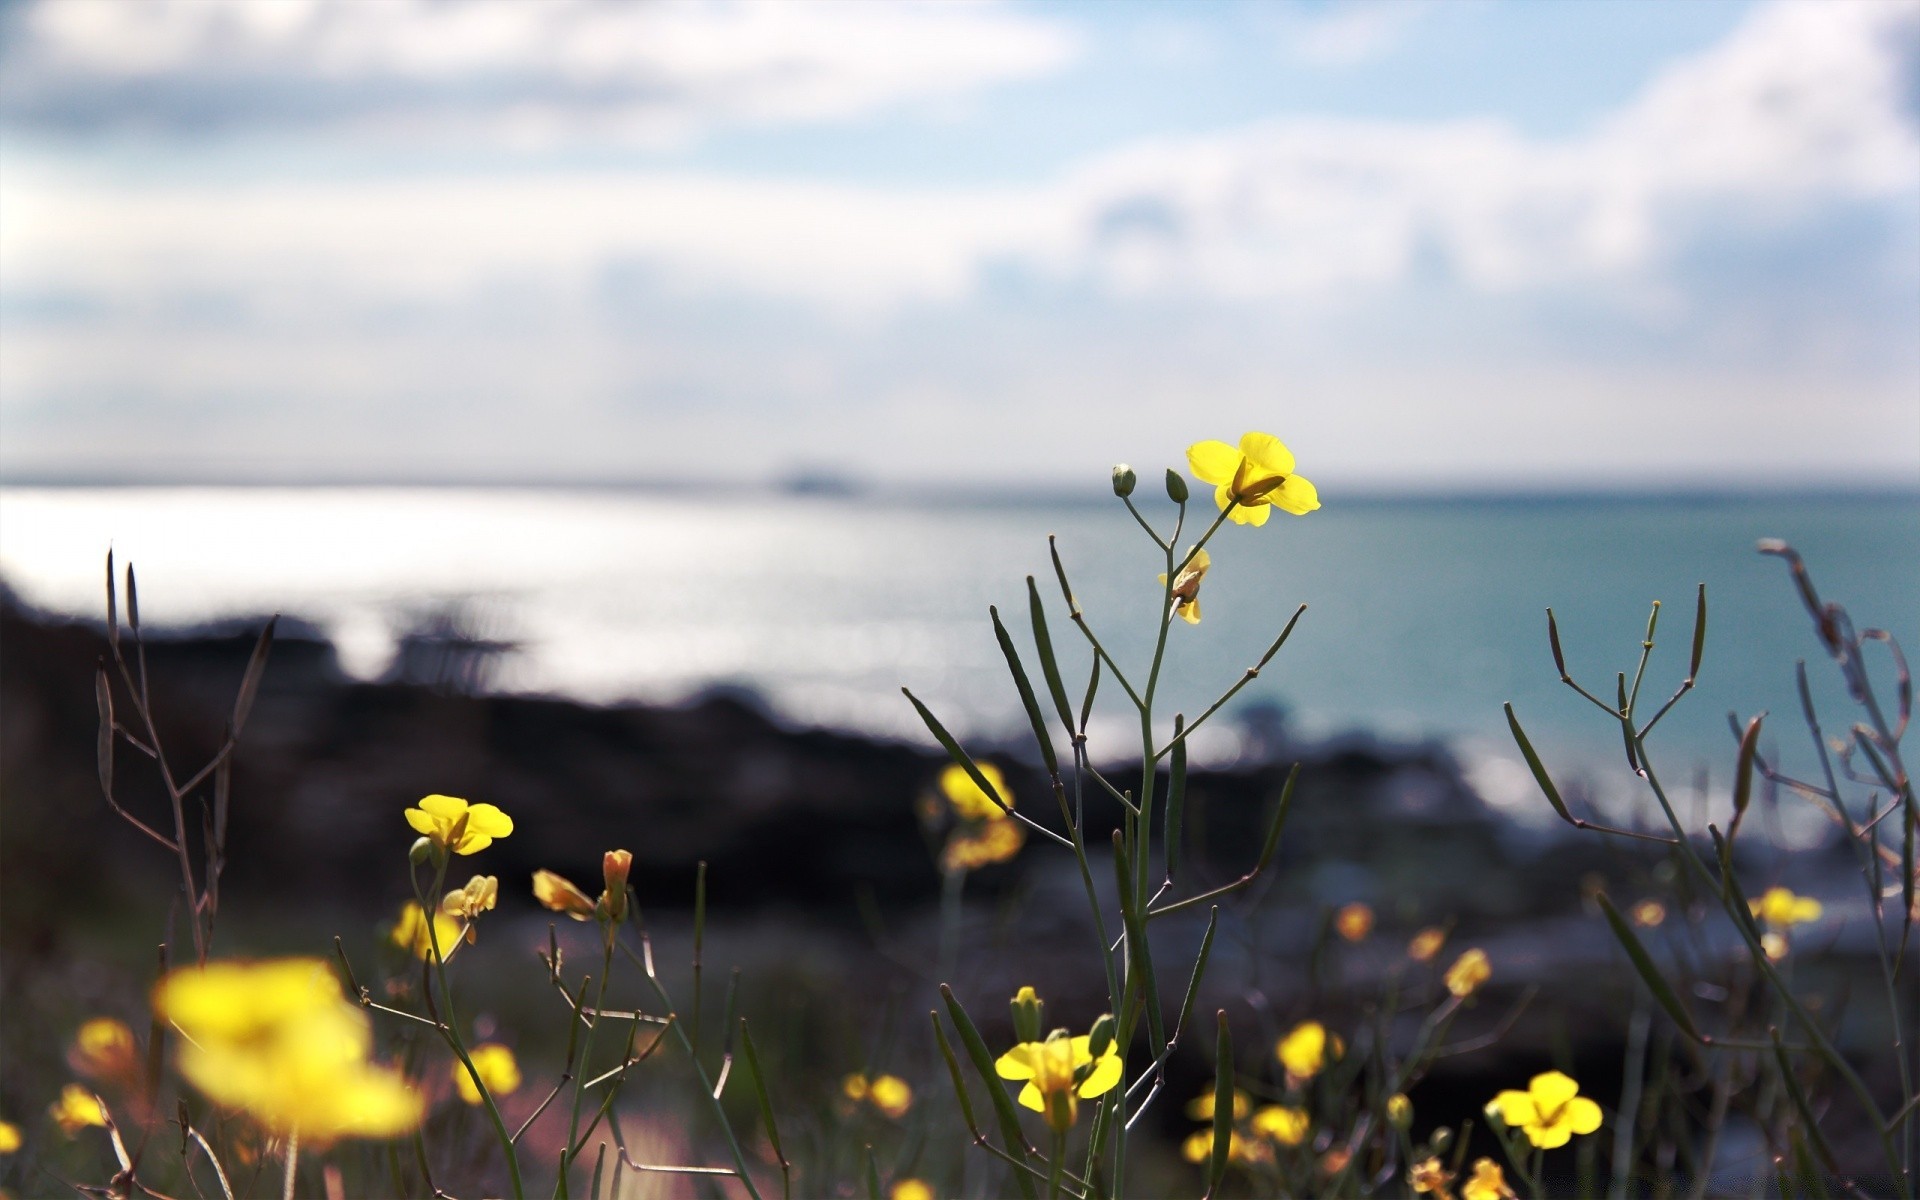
2, 487, 1912, 811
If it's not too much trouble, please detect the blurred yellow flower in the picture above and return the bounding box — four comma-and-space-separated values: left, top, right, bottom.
1275, 1020, 1341, 1082
1251, 1104, 1310, 1146
1487, 1071, 1602, 1149
453, 1044, 521, 1106
533, 869, 598, 920
994, 1026, 1122, 1132
1409, 1156, 1453, 1195
391, 901, 462, 961
941, 763, 1011, 821
1186, 433, 1320, 525
841, 1073, 912, 1118
1334, 902, 1375, 942
1183, 1088, 1250, 1121
1157, 548, 1211, 624
154, 958, 422, 1142
890, 1181, 935, 1200
1408, 926, 1448, 962
404, 794, 512, 856
1445, 949, 1491, 997
0, 1120, 19, 1153
1462, 1157, 1517, 1200
942, 817, 1024, 872
1387, 1093, 1413, 1128
69, 1018, 139, 1088
1181, 1128, 1269, 1166
50, 1085, 106, 1135
1750, 887, 1822, 928
1630, 900, 1667, 927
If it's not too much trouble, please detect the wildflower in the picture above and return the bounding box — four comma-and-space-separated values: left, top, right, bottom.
453, 1044, 521, 1106
404, 794, 513, 857
1275, 1020, 1341, 1083
1186, 432, 1320, 525
943, 817, 1024, 872
1181, 1129, 1268, 1166
1251, 1104, 1310, 1146
154, 958, 422, 1142
69, 1018, 139, 1088
0, 1120, 19, 1153
1462, 1158, 1517, 1200
601, 849, 633, 923
1409, 1156, 1454, 1196
843, 1073, 913, 1119
534, 870, 594, 921
1157, 549, 1211, 624
1408, 927, 1447, 963
891, 1181, 935, 1200
1487, 1070, 1602, 1149
1445, 948, 1491, 997
1750, 886, 1822, 928
50, 1085, 106, 1135
1335, 902, 1375, 942
994, 1025, 1123, 1132
390, 901, 462, 961
1387, 1093, 1413, 1128
441, 876, 498, 940
1630, 900, 1667, 927
941, 763, 1011, 821
1183, 1089, 1250, 1121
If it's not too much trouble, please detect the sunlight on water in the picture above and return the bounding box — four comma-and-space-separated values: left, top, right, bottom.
3, 486, 1914, 813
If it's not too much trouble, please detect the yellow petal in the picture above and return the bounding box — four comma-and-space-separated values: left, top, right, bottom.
1790, 896, 1823, 923
1566, 1096, 1603, 1136
1487, 1090, 1536, 1127
404, 809, 439, 836
463, 803, 514, 840
1178, 599, 1201, 624
1228, 497, 1272, 526
1236, 432, 1296, 478
1528, 1071, 1580, 1112
1017, 1081, 1044, 1112
1186, 440, 1242, 485
994, 1044, 1038, 1081
1078, 1051, 1122, 1099
1273, 474, 1320, 515
415, 794, 468, 821
532, 870, 597, 919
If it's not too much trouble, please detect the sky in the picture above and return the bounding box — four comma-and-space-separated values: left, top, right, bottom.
1, 0, 1916, 492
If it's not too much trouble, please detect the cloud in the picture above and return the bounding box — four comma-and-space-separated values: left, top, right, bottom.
1267, 1, 1439, 67
0, 0, 1080, 144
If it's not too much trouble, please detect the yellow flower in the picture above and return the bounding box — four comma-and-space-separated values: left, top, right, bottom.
154, 958, 422, 1142
1181, 1129, 1269, 1166
1408, 926, 1448, 962
390, 901, 462, 961
1183, 1088, 1250, 1121
69, 1018, 139, 1088
1445, 948, 1491, 997
50, 1085, 106, 1135
453, 1044, 521, 1106
942, 816, 1025, 872
532, 869, 598, 920
404, 794, 513, 856
1186, 432, 1320, 525
890, 1181, 935, 1200
0, 1120, 19, 1153
1409, 1156, 1453, 1196
1275, 1020, 1341, 1082
940, 763, 1011, 822
1462, 1157, 1517, 1200
1749, 886, 1822, 928
868, 1075, 913, 1120
1251, 1104, 1310, 1146
441, 875, 498, 933
601, 849, 634, 923
1157, 548, 1211, 624
994, 1026, 1123, 1132
1487, 1071, 1603, 1149
1630, 899, 1667, 927
1334, 902, 1375, 942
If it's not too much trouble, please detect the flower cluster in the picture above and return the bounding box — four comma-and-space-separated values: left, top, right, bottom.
842, 1072, 914, 1120
1179, 1088, 1312, 1167
934, 763, 1024, 873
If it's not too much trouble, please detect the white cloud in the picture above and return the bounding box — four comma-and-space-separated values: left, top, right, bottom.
0, 0, 1080, 145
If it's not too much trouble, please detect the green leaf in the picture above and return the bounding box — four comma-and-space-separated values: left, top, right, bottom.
1505, 704, 1575, 825
991, 606, 1059, 776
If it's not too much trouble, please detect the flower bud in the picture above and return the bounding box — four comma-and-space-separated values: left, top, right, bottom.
1088, 1012, 1116, 1060
408, 837, 435, 866
1430, 1126, 1452, 1153
1111, 464, 1137, 497
1387, 1093, 1412, 1128
1164, 469, 1189, 503
600, 849, 633, 923
1010, 985, 1043, 1044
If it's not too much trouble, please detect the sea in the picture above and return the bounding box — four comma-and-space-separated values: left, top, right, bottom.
2, 485, 1913, 833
